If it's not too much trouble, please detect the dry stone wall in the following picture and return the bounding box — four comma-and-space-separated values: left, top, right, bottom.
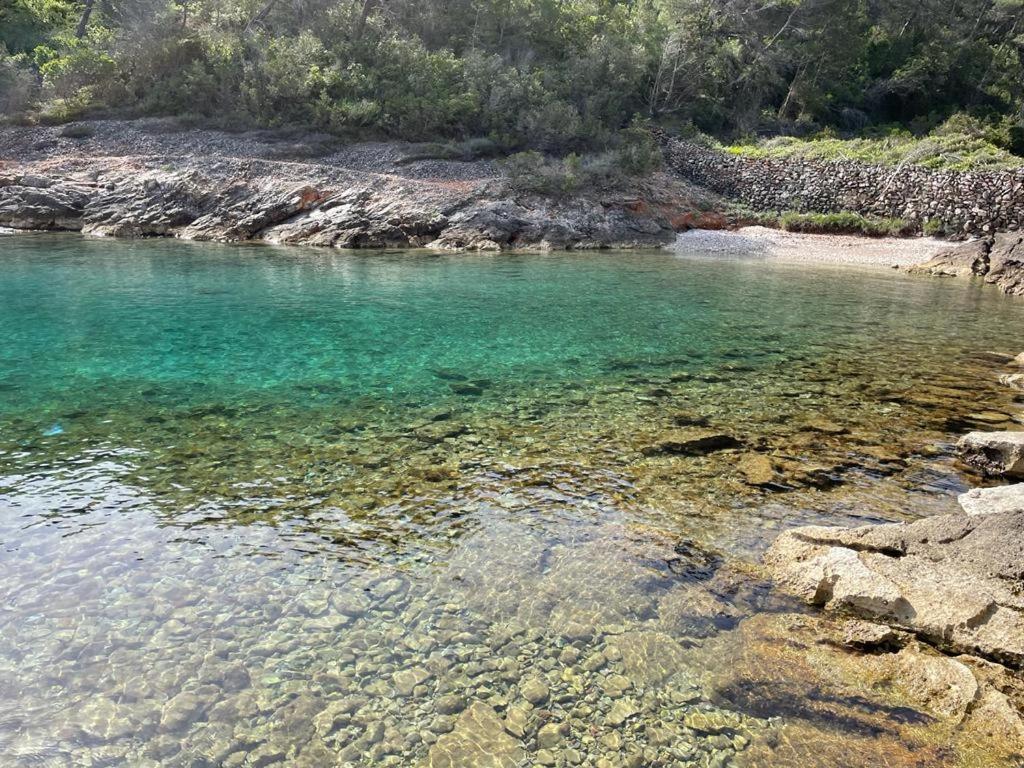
661, 137, 1024, 236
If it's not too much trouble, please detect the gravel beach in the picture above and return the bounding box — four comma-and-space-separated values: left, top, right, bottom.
674, 225, 950, 269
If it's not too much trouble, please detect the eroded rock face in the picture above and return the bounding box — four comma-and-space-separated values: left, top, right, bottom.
958, 431, 1024, 479
0, 174, 92, 230
986, 233, 1024, 296
764, 503, 1024, 668
0, 152, 678, 251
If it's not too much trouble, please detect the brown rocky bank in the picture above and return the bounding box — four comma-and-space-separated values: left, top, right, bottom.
0, 119, 715, 251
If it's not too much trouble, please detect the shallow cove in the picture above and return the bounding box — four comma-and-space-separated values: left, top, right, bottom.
1, 234, 1023, 767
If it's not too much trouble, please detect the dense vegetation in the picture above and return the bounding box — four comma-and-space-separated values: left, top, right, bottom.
2, 0, 1023, 160
722, 117, 1024, 171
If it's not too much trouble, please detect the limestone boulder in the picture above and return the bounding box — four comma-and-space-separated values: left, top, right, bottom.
957, 431, 1024, 479
958, 484, 1024, 515
985, 233, 1024, 296
764, 502, 1024, 667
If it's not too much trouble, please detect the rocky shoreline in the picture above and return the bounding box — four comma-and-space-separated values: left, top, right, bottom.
763, 351, 1024, 752
5, 119, 1023, 300
0, 119, 715, 251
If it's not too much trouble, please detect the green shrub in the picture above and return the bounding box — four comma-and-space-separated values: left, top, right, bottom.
36, 31, 123, 109
723, 128, 1023, 171
779, 211, 915, 237
516, 101, 584, 153
58, 121, 94, 138
0, 48, 38, 117
397, 137, 501, 164
502, 151, 582, 196
922, 218, 948, 237
613, 118, 662, 176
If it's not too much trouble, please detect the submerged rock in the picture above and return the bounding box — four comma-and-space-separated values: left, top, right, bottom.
798, 418, 849, 435
640, 428, 740, 456
736, 453, 775, 486
426, 702, 526, 768
1000, 373, 1024, 391
958, 431, 1024, 478
764, 498, 1024, 667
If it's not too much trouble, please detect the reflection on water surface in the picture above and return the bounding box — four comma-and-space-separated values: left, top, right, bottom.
1, 235, 1022, 767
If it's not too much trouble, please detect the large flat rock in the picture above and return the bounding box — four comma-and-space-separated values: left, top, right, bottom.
764, 491, 1024, 667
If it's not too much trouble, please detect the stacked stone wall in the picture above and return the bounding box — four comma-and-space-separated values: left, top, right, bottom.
662, 138, 1024, 235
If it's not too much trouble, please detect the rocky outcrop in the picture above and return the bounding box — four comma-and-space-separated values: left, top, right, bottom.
911, 234, 1024, 296
986, 232, 1024, 295
0, 121, 693, 251
764, 489, 1024, 667
430, 197, 675, 251
0, 173, 92, 230
958, 431, 1024, 478
661, 136, 1024, 237
0, 168, 678, 251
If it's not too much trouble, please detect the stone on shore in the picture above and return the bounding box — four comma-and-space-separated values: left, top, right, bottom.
957, 431, 1024, 478
986, 233, 1024, 296
908, 239, 990, 278
764, 499, 1024, 667
906, 235, 1024, 296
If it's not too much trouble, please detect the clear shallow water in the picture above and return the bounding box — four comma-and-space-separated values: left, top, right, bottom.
1, 234, 1023, 767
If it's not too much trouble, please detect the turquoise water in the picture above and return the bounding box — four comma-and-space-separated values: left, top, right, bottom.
1, 234, 1023, 767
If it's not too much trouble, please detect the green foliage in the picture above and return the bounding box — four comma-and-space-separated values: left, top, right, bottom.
614, 118, 663, 175
502, 151, 583, 196
0, 48, 40, 117
1, 0, 1021, 171
722, 118, 1024, 171
779, 211, 915, 237
0, 0, 76, 54
37, 30, 122, 107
